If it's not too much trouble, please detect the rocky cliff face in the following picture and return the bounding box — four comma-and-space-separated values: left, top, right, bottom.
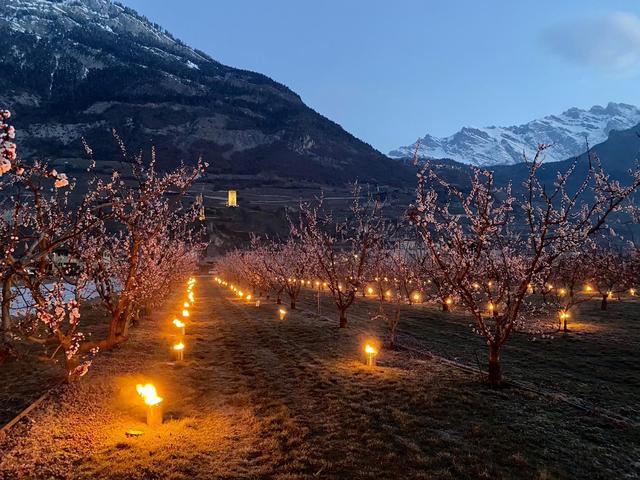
0, 0, 409, 184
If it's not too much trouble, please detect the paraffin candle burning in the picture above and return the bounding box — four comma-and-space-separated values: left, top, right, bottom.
136, 383, 163, 427
364, 344, 377, 367
279, 308, 287, 320
183, 301, 190, 308
173, 341, 185, 361
182, 309, 190, 318
188, 291, 195, 303
172, 318, 185, 335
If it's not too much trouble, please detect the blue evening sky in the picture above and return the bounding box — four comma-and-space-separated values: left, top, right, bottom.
121, 0, 640, 153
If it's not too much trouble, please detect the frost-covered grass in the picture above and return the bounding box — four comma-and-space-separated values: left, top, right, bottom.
0, 281, 638, 479
296, 289, 640, 423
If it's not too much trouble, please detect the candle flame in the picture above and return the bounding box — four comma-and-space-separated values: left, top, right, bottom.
364, 344, 377, 355
136, 383, 163, 406
173, 342, 185, 351
182, 309, 190, 318
173, 318, 185, 328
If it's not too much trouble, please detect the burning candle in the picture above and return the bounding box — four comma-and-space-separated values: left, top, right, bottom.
136, 383, 163, 427
173, 341, 185, 361
172, 318, 185, 335
279, 308, 287, 320
246, 294, 252, 301
413, 293, 421, 303
182, 309, 190, 318
188, 291, 195, 304
183, 301, 190, 308
364, 344, 377, 367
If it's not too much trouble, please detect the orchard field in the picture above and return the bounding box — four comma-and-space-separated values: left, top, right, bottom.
1, 277, 638, 479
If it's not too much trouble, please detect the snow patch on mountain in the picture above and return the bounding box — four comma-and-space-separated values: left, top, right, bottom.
390, 103, 640, 166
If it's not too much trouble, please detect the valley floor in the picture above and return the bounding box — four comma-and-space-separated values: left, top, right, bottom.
0, 279, 638, 479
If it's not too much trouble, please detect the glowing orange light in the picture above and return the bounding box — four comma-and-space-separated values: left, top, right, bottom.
445, 297, 453, 305
183, 301, 190, 308
172, 318, 185, 329
188, 292, 195, 303
182, 309, 190, 318
413, 293, 421, 302
136, 383, 163, 406
364, 344, 377, 367
246, 294, 252, 301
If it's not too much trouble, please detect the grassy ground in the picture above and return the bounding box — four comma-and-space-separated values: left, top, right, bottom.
295, 289, 640, 424
0, 279, 638, 479
0, 301, 110, 426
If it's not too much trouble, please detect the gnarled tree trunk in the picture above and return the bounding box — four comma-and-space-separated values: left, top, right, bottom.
339, 308, 347, 328
488, 343, 502, 386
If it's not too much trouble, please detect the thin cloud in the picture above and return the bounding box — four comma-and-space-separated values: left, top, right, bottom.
542, 12, 640, 75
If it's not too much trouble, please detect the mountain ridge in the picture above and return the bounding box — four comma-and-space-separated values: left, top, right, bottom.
390, 102, 640, 167
0, 0, 412, 185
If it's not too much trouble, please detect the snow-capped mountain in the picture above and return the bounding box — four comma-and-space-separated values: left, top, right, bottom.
389, 103, 640, 166
0, 0, 408, 184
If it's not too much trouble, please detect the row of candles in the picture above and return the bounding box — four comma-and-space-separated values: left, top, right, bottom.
135, 276, 197, 428
213, 276, 290, 320
213, 275, 379, 366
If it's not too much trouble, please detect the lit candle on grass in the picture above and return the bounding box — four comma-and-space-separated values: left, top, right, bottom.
364, 344, 377, 367
173, 341, 185, 361
136, 383, 163, 427
172, 318, 185, 335
279, 308, 287, 320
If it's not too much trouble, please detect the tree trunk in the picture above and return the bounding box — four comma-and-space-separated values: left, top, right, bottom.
488, 343, 502, 386
290, 299, 296, 309
276, 296, 281, 305
601, 295, 608, 311
339, 309, 347, 328
441, 301, 449, 312
2, 273, 14, 343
